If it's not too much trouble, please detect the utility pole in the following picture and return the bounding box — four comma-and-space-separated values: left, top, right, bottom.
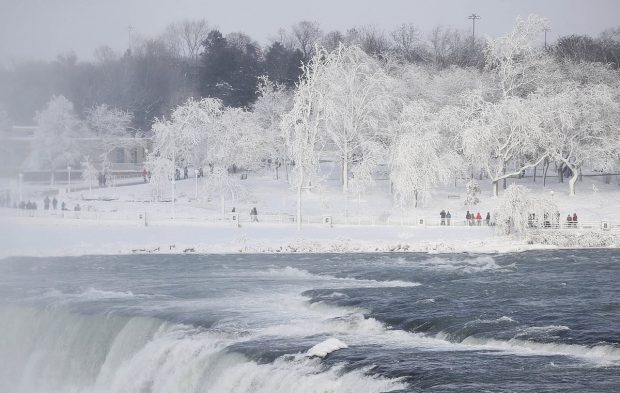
468, 13, 481, 45
543, 27, 550, 50
126, 25, 134, 53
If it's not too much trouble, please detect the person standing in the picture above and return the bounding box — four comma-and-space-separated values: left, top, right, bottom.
44, 196, 50, 210
52, 197, 58, 210
572, 213, 578, 228
485, 212, 491, 226
440, 210, 446, 226
476, 212, 482, 226
250, 207, 258, 222
446, 211, 451, 226
566, 214, 572, 228
466, 211, 471, 226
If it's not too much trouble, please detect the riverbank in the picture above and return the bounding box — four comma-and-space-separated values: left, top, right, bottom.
0, 215, 557, 259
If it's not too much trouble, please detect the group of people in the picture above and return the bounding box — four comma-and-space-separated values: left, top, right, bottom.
97, 172, 108, 187
15, 196, 80, 213
566, 213, 579, 228
231, 206, 260, 222
439, 210, 491, 226
466, 211, 491, 226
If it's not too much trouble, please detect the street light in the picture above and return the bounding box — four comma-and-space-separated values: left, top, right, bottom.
67, 166, 72, 193
18, 173, 23, 202
194, 169, 199, 199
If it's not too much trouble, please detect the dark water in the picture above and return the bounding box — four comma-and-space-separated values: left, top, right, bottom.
0, 250, 619, 392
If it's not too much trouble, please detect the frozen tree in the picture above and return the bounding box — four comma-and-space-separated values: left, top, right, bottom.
81, 156, 98, 192
464, 179, 481, 207
320, 44, 394, 192
462, 93, 547, 196
252, 77, 293, 180
541, 82, 620, 195
390, 103, 456, 208
203, 166, 248, 214
150, 98, 222, 210
494, 185, 558, 236
144, 155, 174, 201
391, 23, 425, 62
486, 15, 557, 98
30, 95, 84, 185
85, 104, 134, 173
281, 47, 327, 230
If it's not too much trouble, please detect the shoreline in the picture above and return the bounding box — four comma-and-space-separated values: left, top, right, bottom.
0, 215, 587, 259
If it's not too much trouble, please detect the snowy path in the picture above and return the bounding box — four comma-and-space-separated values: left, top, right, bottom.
0, 215, 532, 259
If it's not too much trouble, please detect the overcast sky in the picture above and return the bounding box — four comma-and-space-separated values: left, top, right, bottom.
1, 0, 619, 64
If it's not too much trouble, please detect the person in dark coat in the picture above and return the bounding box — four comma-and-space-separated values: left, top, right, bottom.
250, 207, 258, 222
52, 197, 58, 210
44, 196, 50, 210
466, 211, 471, 226
566, 214, 572, 228
440, 210, 446, 225
572, 213, 578, 227
485, 212, 491, 226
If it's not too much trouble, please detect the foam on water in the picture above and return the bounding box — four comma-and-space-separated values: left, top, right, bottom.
267, 266, 421, 287
413, 255, 514, 274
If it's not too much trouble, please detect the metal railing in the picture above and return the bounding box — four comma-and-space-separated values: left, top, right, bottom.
2, 207, 618, 232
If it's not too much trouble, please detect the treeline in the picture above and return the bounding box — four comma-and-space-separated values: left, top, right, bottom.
2, 18, 619, 130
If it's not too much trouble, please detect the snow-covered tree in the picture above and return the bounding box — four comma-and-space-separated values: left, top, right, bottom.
390, 103, 457, 208
281, 47, 327, 230
85, 104, 134, 172
81, 156, 98, 192
464, 179, 481, 207
485, 15, 557, 98
541, 82, 620, 195
30, 95, 84, 184
320, 44, 394, 192
150, 97, 222, 209
462, 93, 547, 196
252, 77, 293, 180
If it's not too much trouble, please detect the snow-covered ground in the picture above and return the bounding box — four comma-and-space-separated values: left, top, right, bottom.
1, 170, 619, 258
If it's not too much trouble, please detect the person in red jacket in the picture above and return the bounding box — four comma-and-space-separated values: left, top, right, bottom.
476, 212, 482, 226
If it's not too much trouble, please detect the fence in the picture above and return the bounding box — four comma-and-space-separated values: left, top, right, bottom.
2, 207, 619, 232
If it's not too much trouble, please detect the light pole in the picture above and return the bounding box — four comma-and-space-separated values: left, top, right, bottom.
67, 166, 72, 193
194, 169, 199, 200
18, 173, 23, 202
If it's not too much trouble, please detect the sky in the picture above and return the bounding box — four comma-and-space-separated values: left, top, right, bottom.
1, 0, 619, 64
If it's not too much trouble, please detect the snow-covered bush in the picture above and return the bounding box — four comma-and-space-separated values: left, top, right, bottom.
464, 179, 480, 207
81, 156, 98, 191
494, 184, 558, 236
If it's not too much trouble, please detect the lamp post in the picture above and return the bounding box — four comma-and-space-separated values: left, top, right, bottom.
67, 166, 72, 193
194, 169, 199, 200
18, 173, 23, 202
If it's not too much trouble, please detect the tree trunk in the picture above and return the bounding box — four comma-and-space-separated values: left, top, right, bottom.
342, 141, 349, 192
533, 165, 537, 183
558, 163, 564, 183
414, 190, 418, 208
492, 180, 499, 197
502, 162, 507, 190
543, 159, 549, 187
296, 174, 303, 231
569, 172, 578, 196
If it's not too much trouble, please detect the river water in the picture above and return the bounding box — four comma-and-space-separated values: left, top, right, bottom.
0, 250, 619, 392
